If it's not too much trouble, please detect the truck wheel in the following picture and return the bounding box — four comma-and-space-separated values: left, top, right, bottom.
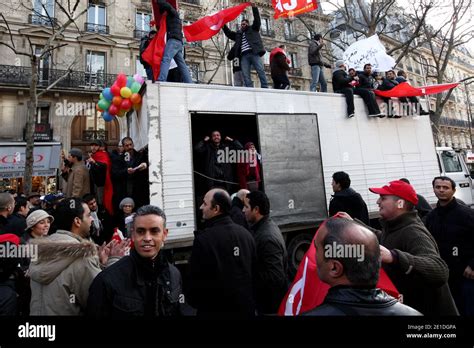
287, 233, 314, 280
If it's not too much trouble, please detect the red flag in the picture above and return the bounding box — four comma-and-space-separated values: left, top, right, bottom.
375, 81, 459, 98
142, 13, 167, 81
183, 3, 251, 42
272, 0, 318, 19
278, 217, 399, 316
91, 150, 114, 216
269, 47, 290, 65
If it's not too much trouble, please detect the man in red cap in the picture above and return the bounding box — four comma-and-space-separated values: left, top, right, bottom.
340, 180, 458, 315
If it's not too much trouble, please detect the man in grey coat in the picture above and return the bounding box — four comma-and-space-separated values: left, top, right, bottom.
244, 191, 288, 315
308, 34, 331, 92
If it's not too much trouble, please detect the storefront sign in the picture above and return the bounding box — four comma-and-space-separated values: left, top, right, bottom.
0, 142, 61, 178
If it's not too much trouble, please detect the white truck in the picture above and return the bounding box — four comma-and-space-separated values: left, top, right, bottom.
130, 82, 472, 275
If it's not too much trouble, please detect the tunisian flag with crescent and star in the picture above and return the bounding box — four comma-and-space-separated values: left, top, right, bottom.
273, 0, 318, 19
278, 215, 400, 316
375, 81, 459, 98
183, 2, 251, 42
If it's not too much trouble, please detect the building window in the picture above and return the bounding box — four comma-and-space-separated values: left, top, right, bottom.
31, 0, 55, 25
36, 105, 50, 124
261, 17, 274, 37
284, 22, 296, 41
85, 51, 106, 87
263, 51, 270, 65
189, 63, 200, 83
135, 11, 151, 39
289, 52, 298, 68
136, 57, 147, 78
86, 2, 108, 33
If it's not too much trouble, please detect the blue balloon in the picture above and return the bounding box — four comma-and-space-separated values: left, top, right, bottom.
126, 76, 134, 88
102, 111, 114, 122
102, 88, 113, 101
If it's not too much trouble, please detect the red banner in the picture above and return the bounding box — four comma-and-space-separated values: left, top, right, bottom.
272, 0, 318, 19
142, 14, 167, 81
375, 82, 459, 98
183, 3, 250, 42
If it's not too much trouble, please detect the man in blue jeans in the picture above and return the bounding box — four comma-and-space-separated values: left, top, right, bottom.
155, 0, 193, 83
223, 6, 268, 88
308, 34, 331, 92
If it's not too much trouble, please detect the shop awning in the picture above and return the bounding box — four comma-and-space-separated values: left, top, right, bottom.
0, 142, 61, 178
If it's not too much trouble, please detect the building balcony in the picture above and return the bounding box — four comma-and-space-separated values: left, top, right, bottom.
439, 116, 473, 129
181, 0, 200, 5
261, 29, 276, 38
134, 29, 148, 39
83, 130, 108, 142
289, 67, 302, 77
284, 33, 298, 42
185, 41, 203, 48
85, 22, 109, 34
28, 14, 58, 27
0, 65, 117, 92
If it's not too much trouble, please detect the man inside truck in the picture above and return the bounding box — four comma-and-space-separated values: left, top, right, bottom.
194, 130, 243, 193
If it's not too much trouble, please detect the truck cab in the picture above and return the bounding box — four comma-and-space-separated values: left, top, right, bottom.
436, 147, 474, 207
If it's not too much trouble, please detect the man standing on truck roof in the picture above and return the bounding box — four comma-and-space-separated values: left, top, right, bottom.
340, 180, 458, 315
188, 188, 257, 316
425, 176, 474, 316
222, 4, 268, 88
329, 171, 369, 225
194, 130, 243, 193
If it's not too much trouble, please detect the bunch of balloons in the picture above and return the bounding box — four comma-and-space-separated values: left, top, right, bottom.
97, 73, 145, 122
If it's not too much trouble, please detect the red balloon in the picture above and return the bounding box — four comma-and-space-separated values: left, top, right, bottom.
121, 99, 132, 110
116, 74, 127, 88
111, 84, 121, 96
108, 104, 119, 115
130, 93, 142, 104
112, 96, 123, 106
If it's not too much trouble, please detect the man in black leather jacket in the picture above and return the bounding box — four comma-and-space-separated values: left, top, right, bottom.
303, 218, 421, 316
87, 205, 183, 317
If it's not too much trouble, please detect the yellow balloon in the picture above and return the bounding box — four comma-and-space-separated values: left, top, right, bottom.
120, 87, 132, 99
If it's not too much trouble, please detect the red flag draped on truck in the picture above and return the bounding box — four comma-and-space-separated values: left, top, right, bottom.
272, 0, 318, 19
183, 3, 251, 42
278, 215, 399, 316
375, 82, 459, 98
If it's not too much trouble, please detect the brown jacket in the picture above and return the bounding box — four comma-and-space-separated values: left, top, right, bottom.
65, 162, 90, 198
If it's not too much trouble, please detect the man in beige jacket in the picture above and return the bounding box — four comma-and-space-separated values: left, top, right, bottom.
29, 198, 128, 315
63, 148, 90, 198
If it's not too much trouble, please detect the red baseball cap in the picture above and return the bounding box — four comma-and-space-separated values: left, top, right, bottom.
369, 180, 419, 205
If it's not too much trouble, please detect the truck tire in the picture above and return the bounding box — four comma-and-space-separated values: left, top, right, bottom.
287, 232, 314, 280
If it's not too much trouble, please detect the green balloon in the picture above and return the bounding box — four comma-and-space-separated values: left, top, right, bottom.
99, 93, 104, 99
130, 81, 141, 94
98, 99, 111, 110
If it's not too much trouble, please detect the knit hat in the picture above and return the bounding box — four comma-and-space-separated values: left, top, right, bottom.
26, 209, 54, 231
69, 148, 83, 159
119, 197, 135, 210
369, 180, 419, 205
335, 60, 345, 68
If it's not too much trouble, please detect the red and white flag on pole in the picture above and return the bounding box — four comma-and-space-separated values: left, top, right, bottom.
272, 0, 318, 19
183, 2, 251, 42
278, 216, 399, 316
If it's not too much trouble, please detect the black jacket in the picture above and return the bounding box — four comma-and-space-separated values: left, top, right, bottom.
88, 160, 107, 188
3, 213, 27, 237
302, 286, 422, 316
357, 72, 377, 89
425, 198, 474, 280
229, 197, 249, 230
188, 214, 257, 316
308, 40, 330, 67
270, 52, 290, 79
251, 216, 288, 314
0, 215, 8, 234
223, 7, 265, 57
332, 69, 353, 91
361, 212, 458, 315
87, 250, 183, 317
378, 77, 398, 91
194, 139, 243, 188
329, 188, 370, 225
155, 0, 183, 41
416, 194, 432, 220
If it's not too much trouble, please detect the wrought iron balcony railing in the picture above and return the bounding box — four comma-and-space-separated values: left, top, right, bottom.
28, 14, 58, 26
85, 22, 109, 34
83, 130, 108, 141
181, 0, 200, 5
134, 29, 148, 39
284, 33, 298, 42
261, 29, 276, 38
0, 65, 117, 91
289, 67, 302, 77
440, 116, 473, 129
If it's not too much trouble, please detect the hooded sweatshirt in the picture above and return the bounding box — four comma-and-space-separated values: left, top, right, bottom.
29, 230, 103, 315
